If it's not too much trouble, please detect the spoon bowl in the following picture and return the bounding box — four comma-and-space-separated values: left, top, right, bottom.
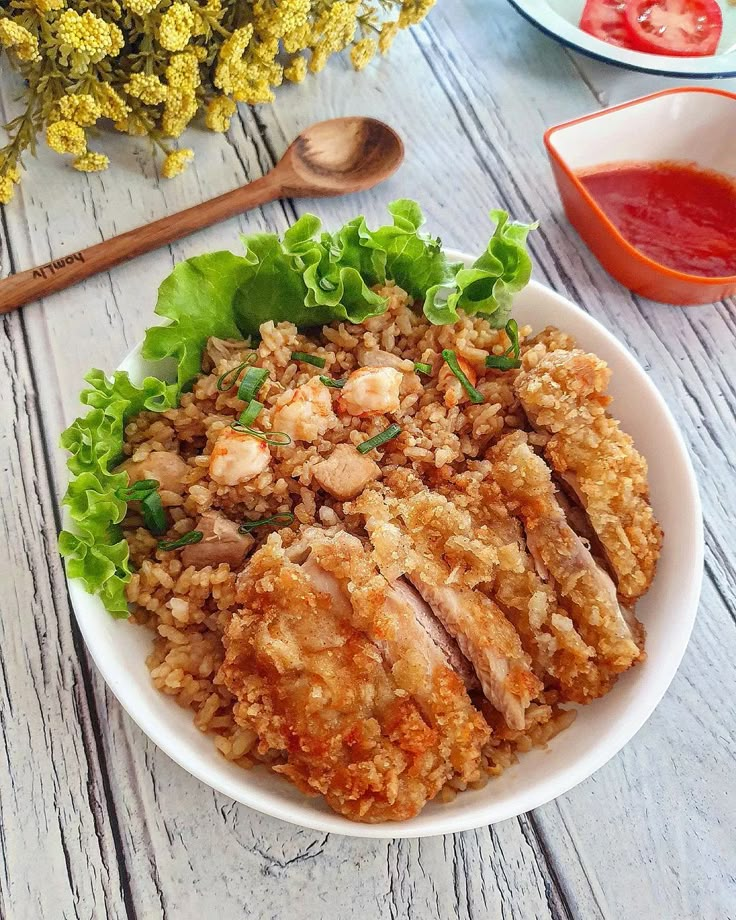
277, 116, 405, 196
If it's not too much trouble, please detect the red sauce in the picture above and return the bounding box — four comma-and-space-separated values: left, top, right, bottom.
579, 161, 736, 278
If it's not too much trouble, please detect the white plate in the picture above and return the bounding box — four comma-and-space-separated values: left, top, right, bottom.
507, 0, 736, 76
65, 255, 703, 838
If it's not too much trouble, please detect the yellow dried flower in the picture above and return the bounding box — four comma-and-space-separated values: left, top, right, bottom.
158, 2, 195, 52
379, 20, 399, 53
97, 85, 130, 121
0, 177, 16, 205
205, 95, 236, 132
123, 0, 161, 13
398, 0, 436, 28
284, 55, 307, 83
55, 10, 124, 75
254, 0, 310, 41
162, 148, 193, 178
309, 41, 330, 74
32, 0, 66, 13
350, 37, 376, 70
0, 167, 21, 205
125, 72, 168, 104
57, 93, 102, 126
166, 51, 201, 90
161, 87, 197, 137
0, 19, 40, 62
73, 151, 110, 172
313, 2, 358, 53
46, 120, 87, 156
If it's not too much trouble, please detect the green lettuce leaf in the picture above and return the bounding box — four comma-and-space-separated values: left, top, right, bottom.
63, 200, 536, 615
59, 370, 179, 618
425, 210, 538, 327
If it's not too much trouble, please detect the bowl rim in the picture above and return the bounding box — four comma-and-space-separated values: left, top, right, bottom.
505, 0, 736, 77
544, 87, 736, 289
64, 261, 704, 838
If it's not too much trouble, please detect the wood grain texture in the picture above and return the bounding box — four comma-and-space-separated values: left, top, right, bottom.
0, 0, 734, 917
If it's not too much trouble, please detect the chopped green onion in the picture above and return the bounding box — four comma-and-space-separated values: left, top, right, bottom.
239, 399, 263, 427
485, 320, 522, 371
216, 354, 257, 391
414, 362, 433, 377
237, 366, 269, 403
230, 422, 292, 447
141, 490, 167, 535
158, 530, 203, 551
441, 350, 485, 404
238, 512, 295, 534
485, 355, 522, 371
319, 376, 346, 389
115, 478, 159, 502
357, 424, 402, 455
291, 351, 326, 368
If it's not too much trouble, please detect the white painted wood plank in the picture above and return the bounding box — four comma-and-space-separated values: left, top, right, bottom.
0, 293, 130, 917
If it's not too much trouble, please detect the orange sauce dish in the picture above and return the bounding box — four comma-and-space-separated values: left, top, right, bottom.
579, 161, 736, 278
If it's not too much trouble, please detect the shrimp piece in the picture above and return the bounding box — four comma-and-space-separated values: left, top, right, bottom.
438, 355, 477, 408
339, 366, 402, 417
271, 377, 338, 442
209, 427, 270, 486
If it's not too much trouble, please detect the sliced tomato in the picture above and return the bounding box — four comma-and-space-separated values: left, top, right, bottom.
624, 0, 723, 56
579, 0, 631, 46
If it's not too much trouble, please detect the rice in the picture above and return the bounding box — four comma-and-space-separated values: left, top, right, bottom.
122, 284, 569, 784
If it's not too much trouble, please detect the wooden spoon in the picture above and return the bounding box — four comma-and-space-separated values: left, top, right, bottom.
0, 116, 404, 314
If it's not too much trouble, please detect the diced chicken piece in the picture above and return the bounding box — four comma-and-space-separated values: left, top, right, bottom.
209, 427, 270, 486
438, 354, 477, 408
312, 444, 381, 501
356, 347, 415, 372
223, 532, 488, 822
181, 510, 254, 569
271, 376, 338, 442
489, 432, 642, 676
339, 366, 402, 417
120, 450, 190, 494
355, 487, 542, 731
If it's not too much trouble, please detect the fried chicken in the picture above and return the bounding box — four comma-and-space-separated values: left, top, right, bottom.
220, 531, 488, 823
515, 348, 662, 601
489, 432, 643, 684
355, 483, 543, 730
439, 471, 608, 704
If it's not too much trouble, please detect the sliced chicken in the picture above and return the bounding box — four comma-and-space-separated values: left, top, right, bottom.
311, 444, 381, 501
120, 450, 190, 494
222, 532, 488, 823
515, 348, 662, 601
181, 510, 254, 569
355, 487, 543, 731
489, 432, 642, 677
390, 580, 480, 693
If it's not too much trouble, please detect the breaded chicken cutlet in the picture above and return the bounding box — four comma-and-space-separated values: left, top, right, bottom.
489, 432, 643, 679
221, 531, 488, 823
515, 348, 663, 601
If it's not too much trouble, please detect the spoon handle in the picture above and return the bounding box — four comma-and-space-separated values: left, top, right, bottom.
0, 172, 282, 314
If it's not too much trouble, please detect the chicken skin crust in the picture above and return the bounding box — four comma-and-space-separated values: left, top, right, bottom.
220, 533, 488, 823
515, 348, 663, 601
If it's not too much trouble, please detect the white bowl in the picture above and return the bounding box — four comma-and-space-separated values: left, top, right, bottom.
507, 0, 736, 77
65, 254, 703, 838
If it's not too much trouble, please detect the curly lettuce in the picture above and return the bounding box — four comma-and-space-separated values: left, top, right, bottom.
61, 201, 536, 615
59, 371, 178, 616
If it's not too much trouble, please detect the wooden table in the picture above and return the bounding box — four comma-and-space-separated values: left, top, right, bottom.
1, 1, 734, 917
